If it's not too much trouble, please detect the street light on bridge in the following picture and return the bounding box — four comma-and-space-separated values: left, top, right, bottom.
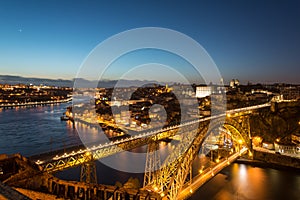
198, 165, 204, 174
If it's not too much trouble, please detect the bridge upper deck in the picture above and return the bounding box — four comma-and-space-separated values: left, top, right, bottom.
31, 103, 270, 172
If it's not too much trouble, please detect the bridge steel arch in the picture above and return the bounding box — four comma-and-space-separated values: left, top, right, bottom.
209, 116, 251, 149
150, 115, 252, 200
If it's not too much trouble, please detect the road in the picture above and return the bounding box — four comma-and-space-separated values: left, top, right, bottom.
178, 147, 248, 200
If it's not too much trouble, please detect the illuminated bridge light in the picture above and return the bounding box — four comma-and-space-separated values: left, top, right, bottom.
53, 155, 59, 160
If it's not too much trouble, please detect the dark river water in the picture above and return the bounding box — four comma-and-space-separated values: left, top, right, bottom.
0, 104, 299, 200
0, 103, 80, 156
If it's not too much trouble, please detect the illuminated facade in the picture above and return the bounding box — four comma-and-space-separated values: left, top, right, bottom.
196, 86, 212, 98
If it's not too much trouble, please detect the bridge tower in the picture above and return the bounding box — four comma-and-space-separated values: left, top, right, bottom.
80, 152, 97, 184
144, 140, 161, 188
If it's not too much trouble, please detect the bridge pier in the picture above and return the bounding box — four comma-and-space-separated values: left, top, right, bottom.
144, 141, 161, 187
80, 152, 97, 185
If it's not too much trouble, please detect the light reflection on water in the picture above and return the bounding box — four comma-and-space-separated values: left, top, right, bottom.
0, 103, 80, 156
190, 163, 300, 200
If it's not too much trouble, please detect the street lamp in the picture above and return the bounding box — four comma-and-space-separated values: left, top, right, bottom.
199, 166, 204, 174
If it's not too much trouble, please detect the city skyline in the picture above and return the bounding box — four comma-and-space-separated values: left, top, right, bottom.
0, 0, 300, 84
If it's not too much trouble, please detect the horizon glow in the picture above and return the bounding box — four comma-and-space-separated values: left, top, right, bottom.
0, 0, 299, 84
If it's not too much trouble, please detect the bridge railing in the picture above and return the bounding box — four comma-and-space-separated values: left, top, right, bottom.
32, 102, 270, 172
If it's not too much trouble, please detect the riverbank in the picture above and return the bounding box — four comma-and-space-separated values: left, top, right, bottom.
235, 159, 300, 172
0, 98, 72, 109
236, 151, 300, 172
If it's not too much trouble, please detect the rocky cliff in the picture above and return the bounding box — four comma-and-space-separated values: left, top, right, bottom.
250, 100, 300, 142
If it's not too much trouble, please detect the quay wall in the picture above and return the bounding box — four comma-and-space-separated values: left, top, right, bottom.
252, 150, 300, 169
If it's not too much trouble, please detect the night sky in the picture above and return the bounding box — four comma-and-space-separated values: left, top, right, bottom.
0, 0, 299, 84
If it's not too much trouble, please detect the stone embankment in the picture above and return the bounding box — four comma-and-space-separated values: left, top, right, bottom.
237, 150, 300, 171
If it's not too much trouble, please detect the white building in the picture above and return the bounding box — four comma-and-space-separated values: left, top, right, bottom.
229, 79, 240, 88
196, 86, 212, 98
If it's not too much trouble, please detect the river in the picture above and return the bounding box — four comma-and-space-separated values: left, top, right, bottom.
0, 103, 80, 156
0, 104, 299, 200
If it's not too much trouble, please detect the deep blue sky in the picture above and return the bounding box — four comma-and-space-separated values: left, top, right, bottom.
0, 0, 299, 84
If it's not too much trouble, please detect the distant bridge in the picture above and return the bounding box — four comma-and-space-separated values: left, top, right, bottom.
0, 98, 72, 109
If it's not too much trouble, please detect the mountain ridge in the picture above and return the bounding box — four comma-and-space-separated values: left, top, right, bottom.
0, 75, 173, 88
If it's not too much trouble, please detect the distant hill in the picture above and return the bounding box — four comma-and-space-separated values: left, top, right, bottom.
0, 75, 173, 88
0, 75, 73, 87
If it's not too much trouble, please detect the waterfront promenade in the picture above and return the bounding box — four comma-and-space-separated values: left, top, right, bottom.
0, 98, 72, 109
